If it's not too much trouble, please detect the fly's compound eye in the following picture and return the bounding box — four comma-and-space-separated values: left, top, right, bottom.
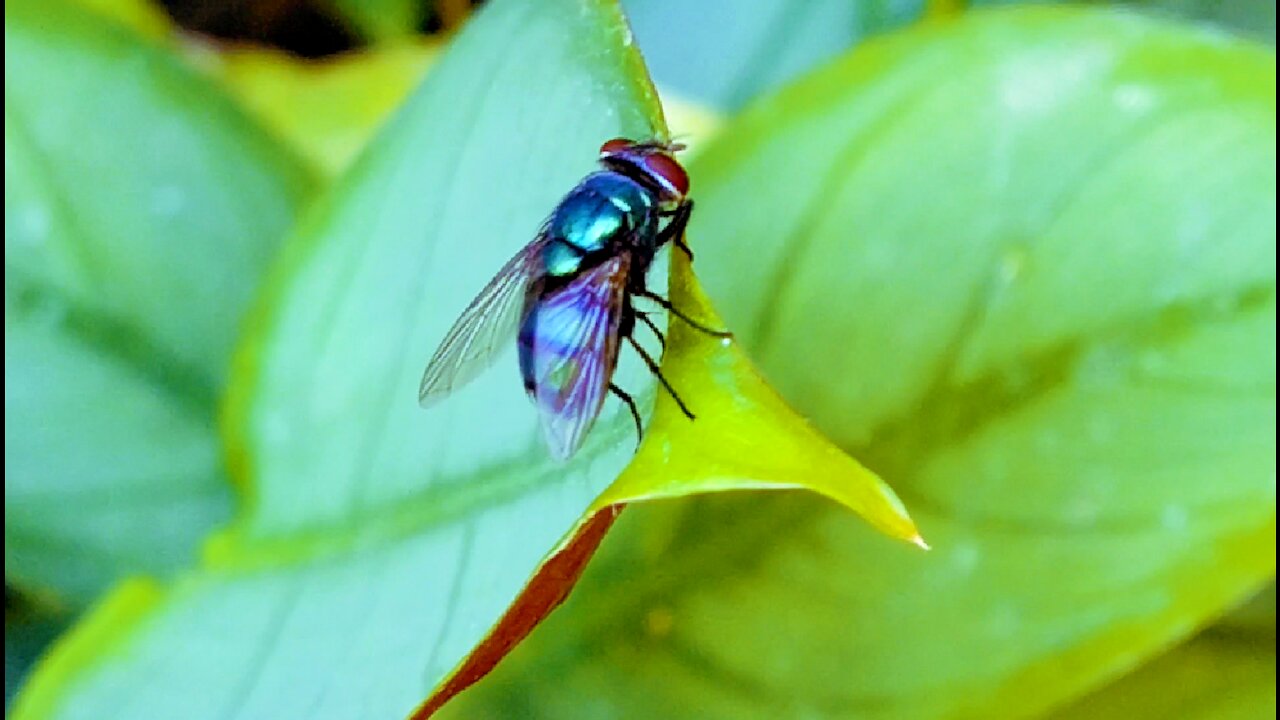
599, 137, 633, 157
637, 152, 689, 201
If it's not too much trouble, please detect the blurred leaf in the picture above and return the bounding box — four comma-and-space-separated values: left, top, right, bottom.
206, 41, 438, 177
70, 0, 170, 39
4, 0, 314, 606
623, 0, 927, 110
1048, 621, 1276, 719
328, 0, 426, 42
442, 6, 1277, 719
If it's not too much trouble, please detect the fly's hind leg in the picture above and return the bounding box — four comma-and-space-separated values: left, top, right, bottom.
609, 383, 644, 450
625, 335, 695, 421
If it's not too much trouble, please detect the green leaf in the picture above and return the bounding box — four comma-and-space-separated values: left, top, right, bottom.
438, 6, 1277, 718
4, 0, 314, 606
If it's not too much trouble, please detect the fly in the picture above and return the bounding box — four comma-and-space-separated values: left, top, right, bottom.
418, 138, 729, 460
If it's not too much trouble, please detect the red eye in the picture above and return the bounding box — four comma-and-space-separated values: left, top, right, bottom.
638, 152, 689, 199
599, 138, 632, 156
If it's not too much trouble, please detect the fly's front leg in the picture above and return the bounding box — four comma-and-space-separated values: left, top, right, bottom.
658, 200, 695, 259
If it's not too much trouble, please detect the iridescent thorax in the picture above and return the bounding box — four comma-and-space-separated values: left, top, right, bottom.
539, 172, 658, 278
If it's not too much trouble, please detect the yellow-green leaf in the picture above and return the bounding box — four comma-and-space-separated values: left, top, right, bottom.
598, 251, 921, 544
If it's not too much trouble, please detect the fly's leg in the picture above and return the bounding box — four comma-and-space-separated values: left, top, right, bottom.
635, 311, 667, 352
658, 200, 695, 259
626, 335, 695, 421
635, 289, 733, 339
609, 383, 644, 450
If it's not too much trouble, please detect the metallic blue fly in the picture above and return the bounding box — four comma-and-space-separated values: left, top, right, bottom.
418, 138, 728, 460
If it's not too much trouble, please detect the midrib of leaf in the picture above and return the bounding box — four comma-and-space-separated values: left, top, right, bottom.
4, 101, 218, 417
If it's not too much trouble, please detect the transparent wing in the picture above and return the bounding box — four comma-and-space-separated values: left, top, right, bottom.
520, 254, 631, 460
418, 238, 547, 407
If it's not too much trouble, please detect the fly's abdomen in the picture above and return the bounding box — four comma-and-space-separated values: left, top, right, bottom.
516, 255, 630, 459
517, 306, 588, 404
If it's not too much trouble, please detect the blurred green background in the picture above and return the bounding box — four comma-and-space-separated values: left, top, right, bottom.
5, 0, 1275, 718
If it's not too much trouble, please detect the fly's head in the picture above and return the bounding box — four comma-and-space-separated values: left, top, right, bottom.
598, 138, 689, 210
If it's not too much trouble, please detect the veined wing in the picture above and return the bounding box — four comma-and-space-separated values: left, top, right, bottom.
519, 253, 631, 460
418, 238, 547, 407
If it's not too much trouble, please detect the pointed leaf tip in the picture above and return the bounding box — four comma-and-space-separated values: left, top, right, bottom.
594, 249, 922, 545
